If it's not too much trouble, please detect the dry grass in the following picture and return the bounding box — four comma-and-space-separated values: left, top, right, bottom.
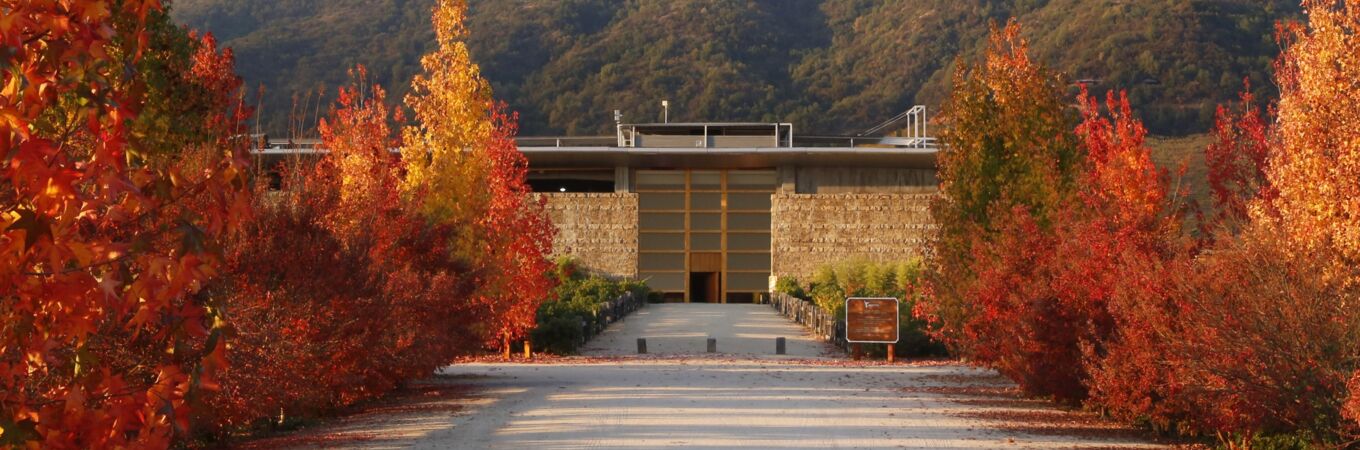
1147, 133, 1213, 211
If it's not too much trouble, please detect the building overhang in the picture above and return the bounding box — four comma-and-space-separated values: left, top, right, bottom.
521, 147, 938, 170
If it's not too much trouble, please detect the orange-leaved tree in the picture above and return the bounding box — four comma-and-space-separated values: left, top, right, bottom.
1150, 0, 1360, 441
921, 19, 1079, 356
1267, 0, 1360, 263
401, 0, 555, 354
1070, 89, 1191, 424
921, 19, 1084, 398
1, 2, 251, 447
204, 67, 482, 432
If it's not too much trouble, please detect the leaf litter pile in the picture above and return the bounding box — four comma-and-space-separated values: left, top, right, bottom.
232, 375, 478, 449
901, 370, 1198, 447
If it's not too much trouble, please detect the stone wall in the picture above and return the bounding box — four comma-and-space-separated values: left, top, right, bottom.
539, 193, 638, 278
771, 193, 937, 279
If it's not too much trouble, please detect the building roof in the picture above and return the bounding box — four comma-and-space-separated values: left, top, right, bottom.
519, 146, 937, 170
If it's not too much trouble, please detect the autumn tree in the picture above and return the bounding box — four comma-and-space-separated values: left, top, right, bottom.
924, 19, 1198, 403
1086, 2, 1360, 440
1267, 1, 1360, 263
1072, 90, 1192, 423
921, 19, 1080, 380
203, 0, 555, 433
203, 68, 430, 430
1204, 81, 1273, 231
1147, 1, 1360, 442
401, 0, 555, 354
1, 2, 251, 447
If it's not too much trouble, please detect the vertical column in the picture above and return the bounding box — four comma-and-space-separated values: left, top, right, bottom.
776, 165, 797, 194
683, 170, 691, 303
615, 166, 631, 193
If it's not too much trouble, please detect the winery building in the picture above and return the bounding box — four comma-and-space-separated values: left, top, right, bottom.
520, 113, 939, 303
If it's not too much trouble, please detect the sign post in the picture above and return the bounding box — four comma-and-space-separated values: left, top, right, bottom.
845, 297, 900, 362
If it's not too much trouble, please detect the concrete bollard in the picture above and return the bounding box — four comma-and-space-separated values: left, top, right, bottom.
637, 338, 647, 354
775, 337, 786, 355
706, 337, 717, 353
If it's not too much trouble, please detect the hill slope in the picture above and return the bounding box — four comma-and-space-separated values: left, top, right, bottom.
171, 0, 1299, 136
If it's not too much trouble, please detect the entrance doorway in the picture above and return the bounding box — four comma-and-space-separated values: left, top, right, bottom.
689, 272, 720, 303
635, 170, 776, 303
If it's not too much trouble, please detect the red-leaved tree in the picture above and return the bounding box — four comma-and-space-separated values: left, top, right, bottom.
1069, 89, 1194, 427
1204, 80, 1274, 230
204, 68, 486, 432
1, 3, 252, 447
469, 106, 556, 356
920, 20, 1080, 376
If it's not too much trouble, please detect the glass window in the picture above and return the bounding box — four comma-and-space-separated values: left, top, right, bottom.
636, 171, 685, 190
639, 192, 685, 210
640, 253, 685, 271
728, 213, 771, 230
640, 272, 685, 291
727, 171, 777, 190
728, 233, 771, 251
727, 253, 771, 271
727, 272, 771, 291
690, 233, 721, 251
691, 213, 721, 231
691, 171, 721, 190
639, 232, 684, 250
727, 193, 772, 211
639, 213, 685, 231
691, 193, 722, 210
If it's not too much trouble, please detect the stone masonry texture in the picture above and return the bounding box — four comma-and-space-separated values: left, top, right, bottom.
771, 193, 938, 279
539, 193, 639, 278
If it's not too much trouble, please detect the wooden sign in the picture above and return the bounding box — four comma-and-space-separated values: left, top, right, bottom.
845, 297, 899, 343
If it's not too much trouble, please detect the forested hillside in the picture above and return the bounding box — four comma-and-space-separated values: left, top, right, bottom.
172, 0, 1299, 136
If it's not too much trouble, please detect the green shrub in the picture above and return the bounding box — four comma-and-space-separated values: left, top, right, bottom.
530, 315, 586, 355
774, 276, 806, 298
788, 258, 946, 357
531, 257, 650, 354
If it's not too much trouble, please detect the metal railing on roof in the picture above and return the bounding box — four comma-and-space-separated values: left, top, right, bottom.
515, 136, 618, 147
512, 135, 937, 150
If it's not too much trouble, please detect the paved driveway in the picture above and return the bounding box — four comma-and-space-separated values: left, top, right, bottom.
248, 304, 1167, 449
581, 303, 831, 357
256, 361, 1162, 449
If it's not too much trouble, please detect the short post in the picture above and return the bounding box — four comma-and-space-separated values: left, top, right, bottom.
886, 344, 894, 363
503, 337, 511, 360
852, 343, 862, 361
637, 338, 648, 354
706, 337, 717, 353
524, 340, 532, 359
775, 337, 786, 355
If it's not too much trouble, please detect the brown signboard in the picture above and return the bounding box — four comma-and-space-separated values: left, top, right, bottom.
845, 297, 899, 343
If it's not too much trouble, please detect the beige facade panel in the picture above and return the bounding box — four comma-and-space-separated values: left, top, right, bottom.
794, 167, 937, 194
771, 193, 938, 280
539, 193, 639, 278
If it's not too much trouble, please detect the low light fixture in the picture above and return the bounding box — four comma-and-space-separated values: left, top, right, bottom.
559, 187, 567, 192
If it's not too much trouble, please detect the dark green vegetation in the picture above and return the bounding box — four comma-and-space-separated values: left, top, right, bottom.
531, 258, 650, 355
172, 0, 1298, 136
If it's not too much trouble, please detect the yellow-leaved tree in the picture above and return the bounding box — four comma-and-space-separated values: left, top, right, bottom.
400, 0, 556, 352
402, 0, 495, 250
1266, 1, 1360, 264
